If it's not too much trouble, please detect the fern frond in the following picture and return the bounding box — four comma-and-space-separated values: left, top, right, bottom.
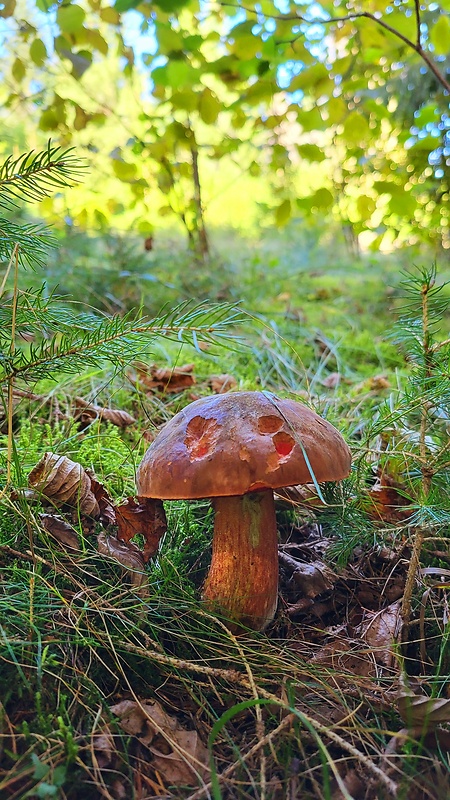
0, 142, 84, 210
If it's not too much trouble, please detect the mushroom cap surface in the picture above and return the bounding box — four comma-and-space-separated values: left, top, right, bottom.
137, 391, 351, 500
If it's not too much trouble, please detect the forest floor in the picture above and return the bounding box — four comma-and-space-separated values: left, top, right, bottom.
1, 226, 450, 800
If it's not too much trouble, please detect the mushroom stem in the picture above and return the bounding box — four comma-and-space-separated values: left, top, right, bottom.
202, 490, 279, 631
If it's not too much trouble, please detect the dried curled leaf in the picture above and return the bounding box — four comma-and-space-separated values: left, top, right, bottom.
397, 686, 450, 729
207, 373, 237, 394
40, 513, 80, 550
116, 497, 167, 562
74, 397, 136, 428
89, 475, 116, 525
133, 362, 196, 393
97, 533, 148, 590
366, 472, 412, 524
29, 452, 100, 517
356, 602, 401, 668
278, 551, 336, 598
110, 699, 208, 786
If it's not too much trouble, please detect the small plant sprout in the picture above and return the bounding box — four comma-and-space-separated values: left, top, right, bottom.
137, 391, 351, 630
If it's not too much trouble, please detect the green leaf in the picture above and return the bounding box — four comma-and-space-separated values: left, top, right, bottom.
158, 205, 174, 217
296, 106, 326, 132
408, 135, 440, 152
373, 180, 404, 197
244, 79, 274, 104
231, 34, 261, 60
325, 96, 346, 125
384, 9, 417, 43
12, 58, 25, 82
57, 4, 86, 34
296, 144, 325, 163
170, 91, 198, 111
60, 49, 92, 78
309, 187, 334, 210
0, 0, 16, 18
289, 63, 330, 95
275, 198, 291, 227
39, 109, 62, 131
341, 113, 370, 146
153, 60, 197, 89
388, 192, 418, 217
73, 104, 89, 131
114, 0, 140, 11
36, 782, 58, 798
156, 23, 184, 53
356, 195, 376, 220
430, 15, 450, 56
31, 753, 49, 781
414, 104, 439, 127
155, 0, 190, 11
86, 29, 109, 55
100, 7, 120, 23
112, 160, 137, 181
198, 88, 221, 124
30, 39, 47, 66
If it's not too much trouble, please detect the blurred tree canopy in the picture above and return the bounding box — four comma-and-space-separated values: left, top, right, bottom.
0, 0, 449, 252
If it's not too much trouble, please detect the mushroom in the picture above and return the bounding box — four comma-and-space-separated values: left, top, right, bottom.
136, 391, 351, 630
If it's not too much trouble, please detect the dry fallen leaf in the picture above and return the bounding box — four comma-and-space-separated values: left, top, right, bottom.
397, 680, 450, 730
40, 513, 80, 550
310, 638, 377, 681
91, 725, 116, 769
368, 374, 391, 391
279, 551, 336, 598
356, 602, 401, 668
321, 372, 341, 389
134, 362, 196, 393
366, 474, 412, 524
354, 374, 391, 393
331, 768, 365, 800
207, 373, 238, 394
110, 699, 209, 786
97, 533, 148, 590
89, 475, 116, 525
75, 397, 136, 429
116, 497, 167, 562
29, 452, 100, 517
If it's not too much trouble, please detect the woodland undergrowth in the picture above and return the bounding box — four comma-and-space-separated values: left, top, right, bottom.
0, 146, 449, 800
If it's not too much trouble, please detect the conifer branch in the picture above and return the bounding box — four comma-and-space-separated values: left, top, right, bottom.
0, 141, 84, 210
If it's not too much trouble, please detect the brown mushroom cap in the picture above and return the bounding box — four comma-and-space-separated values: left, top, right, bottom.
137, 391, 351, 500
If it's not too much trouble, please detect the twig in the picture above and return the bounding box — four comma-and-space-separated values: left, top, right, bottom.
219, 3, 450, 93
214, 619, 267, 799
185, 713, 296, 800
401, 277, 434, 633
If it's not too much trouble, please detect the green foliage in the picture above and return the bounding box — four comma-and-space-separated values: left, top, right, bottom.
0, 144, 81, 268
1, 1, 449, 249
76, 421, 136, 496
330, 264, 450, 563
0, 143, 82, 210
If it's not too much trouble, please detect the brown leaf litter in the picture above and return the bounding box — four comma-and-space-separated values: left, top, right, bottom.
110, 699, 209, 787
97, 533, 148, 591
116, 496, 167, 562
74, 397, 136, 429
29, 452, 101, 517
133, 362, 196, 393
28, 453, 166, 569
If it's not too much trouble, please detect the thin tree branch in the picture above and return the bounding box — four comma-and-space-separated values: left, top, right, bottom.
414, 0, 422, 49
219, 3, 450, 94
